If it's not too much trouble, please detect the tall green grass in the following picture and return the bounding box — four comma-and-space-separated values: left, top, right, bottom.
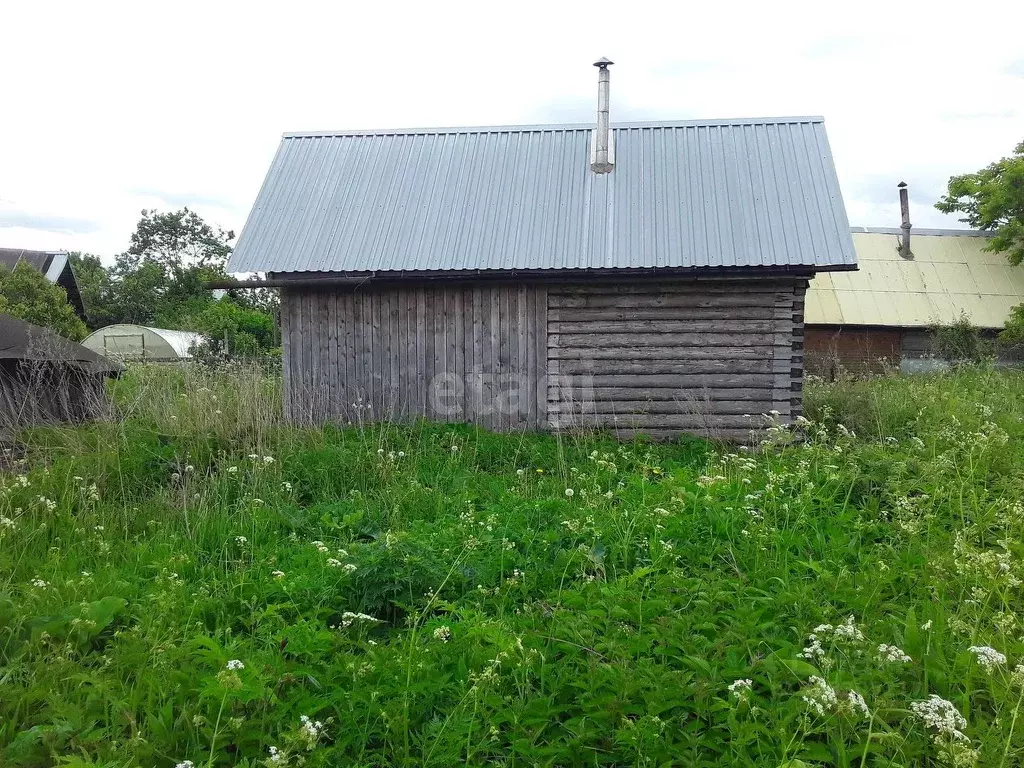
2, 364, 1024, 767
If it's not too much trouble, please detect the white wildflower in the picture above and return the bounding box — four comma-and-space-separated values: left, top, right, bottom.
433, 625, 452, 643
802, 676, 838, 717
843, 690, 870, 719
910, 695, 969, 742
878, 643, 912, 663
271, 570, 285, 579
248, 453, 258, 460
311, 541, 329, 553
336, 611, 380, 628
235, 536, 248, 546
227, 466, 238, 474
564, 488, 574, 498
175, 761, 195, 768
516, 469, 525, 476
226, 659, 244, 670
267, 745, 284, 763
921, 620, 933, 631
281, 481, 292, 492
326, 558, 343, 568
298, 714, 325, 748
343, 563, 357, 573
1011, 664, 1024, 686
968, 645, 1006, 673
262, 456, 274, 464
728, 678, 752, 701
30, 578, 49, 588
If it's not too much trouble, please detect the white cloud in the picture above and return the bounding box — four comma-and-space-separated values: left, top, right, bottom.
2, 0, 1022, 260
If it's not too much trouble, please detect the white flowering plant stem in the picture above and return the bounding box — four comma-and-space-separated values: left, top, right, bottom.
4, 365, 1024, 764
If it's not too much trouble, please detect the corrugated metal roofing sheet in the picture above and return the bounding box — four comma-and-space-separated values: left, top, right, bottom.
807, 231, 1024, 329
227, 118, 855, 275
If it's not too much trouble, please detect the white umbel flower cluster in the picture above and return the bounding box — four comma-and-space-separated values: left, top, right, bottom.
225, 659, 244, 671
800, 616, 865, 664
910, 695, 969, 743
967, 645, 1006, 673
802, 676, 839, 717
334, 611, 380, 629
842, 690, 870, 719
728, 678, 752, 701
878, 643, 912, 663
298, 714, 326, 748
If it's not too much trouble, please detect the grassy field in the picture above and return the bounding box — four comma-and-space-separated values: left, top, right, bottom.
2, 365, 1024, 767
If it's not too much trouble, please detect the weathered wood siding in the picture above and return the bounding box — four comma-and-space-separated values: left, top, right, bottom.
281, 284, 548, 430
282, 277, 807, 440
547, 279, 807, 440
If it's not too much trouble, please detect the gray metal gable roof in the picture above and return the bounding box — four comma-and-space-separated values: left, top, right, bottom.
228, 117, 856, 275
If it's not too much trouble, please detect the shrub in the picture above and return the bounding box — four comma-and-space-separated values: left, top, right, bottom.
932, 311, 989, 365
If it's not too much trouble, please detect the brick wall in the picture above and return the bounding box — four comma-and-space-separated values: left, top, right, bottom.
805, 327, 902, 378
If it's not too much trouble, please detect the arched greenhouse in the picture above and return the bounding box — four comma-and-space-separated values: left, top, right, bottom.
81, 325, 205, 362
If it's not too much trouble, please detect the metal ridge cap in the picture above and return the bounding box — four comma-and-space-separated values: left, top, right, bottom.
851, 226, 994, 237
281, 116, 827, 139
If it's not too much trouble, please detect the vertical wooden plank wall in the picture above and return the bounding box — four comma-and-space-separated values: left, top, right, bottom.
283, 283, 548, 430
547, 279, 808, 441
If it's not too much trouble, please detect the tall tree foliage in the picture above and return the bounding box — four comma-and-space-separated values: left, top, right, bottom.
936, 140, 1024, 265
64, 209, 279, 354
69, 252, 118, 330
0, 263, 88, 340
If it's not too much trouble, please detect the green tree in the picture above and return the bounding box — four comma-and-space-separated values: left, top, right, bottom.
181, 298, 278, 357
122, 207, 234, 275
936, 140, 1024, 265
110, 208, 235, 326
0, 262, 88, 340
68, 252, 118, 330
1001, 304, 1024, 347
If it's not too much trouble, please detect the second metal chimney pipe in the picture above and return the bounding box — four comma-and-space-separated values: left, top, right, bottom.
898, 181, 912, 258
591, 58, 614, 173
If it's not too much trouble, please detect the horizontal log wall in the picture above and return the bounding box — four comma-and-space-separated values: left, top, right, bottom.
547, 279, 807, 441
281, 284, 548, 430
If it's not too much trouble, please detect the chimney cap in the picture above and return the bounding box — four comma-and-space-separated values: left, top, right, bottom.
593, 57, 614, 68
897, 181, 907, 188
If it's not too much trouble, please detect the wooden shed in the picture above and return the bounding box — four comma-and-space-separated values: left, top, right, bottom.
0, 314, 122, 439
227, 71, 855, 439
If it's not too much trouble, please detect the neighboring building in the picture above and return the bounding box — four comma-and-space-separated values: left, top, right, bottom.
0, 314, 122, 438
0, 248, 86, 320
226, 65, 856, 440
805, 227, 1024, 376
81, 325, 204, 362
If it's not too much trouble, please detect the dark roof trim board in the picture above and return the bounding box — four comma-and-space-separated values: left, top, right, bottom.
229, 117, 856, 276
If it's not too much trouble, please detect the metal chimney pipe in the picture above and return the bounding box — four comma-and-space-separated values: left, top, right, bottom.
591, 57, 614, 173
898, 181, 912, 258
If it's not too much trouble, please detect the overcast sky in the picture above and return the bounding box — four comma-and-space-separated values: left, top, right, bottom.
2, 0, 1022, 265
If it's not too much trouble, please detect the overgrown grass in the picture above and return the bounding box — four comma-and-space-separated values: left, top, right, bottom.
3, 364, 1024, 766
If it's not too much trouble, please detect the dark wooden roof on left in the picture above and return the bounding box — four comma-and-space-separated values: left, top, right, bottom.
0, 248, 86, 320
0, 314, 121, 375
